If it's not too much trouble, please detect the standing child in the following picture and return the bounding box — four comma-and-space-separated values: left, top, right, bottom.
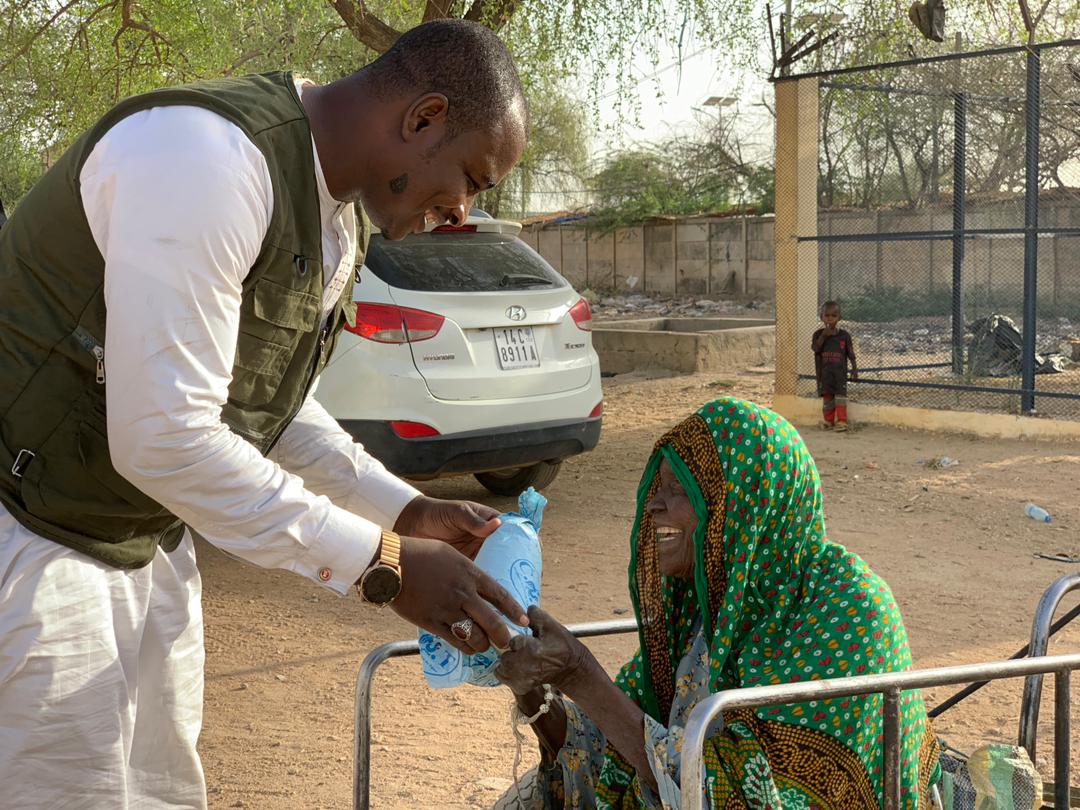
812, 300, 858, 431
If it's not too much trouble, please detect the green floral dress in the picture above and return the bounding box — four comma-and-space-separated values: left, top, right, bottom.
508, 398, 939, 810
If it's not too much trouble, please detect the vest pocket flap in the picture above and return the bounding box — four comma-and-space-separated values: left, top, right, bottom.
233, 332, 291, 375
252, 278, 321, 329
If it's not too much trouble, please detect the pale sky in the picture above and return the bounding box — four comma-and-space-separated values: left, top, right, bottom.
538, 29, 776, 212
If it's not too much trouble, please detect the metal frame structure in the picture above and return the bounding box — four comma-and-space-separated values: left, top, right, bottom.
776, 38, 1080, 417
352, 618, 638, 810
681, 652, 1080, 810
353, 575, 1079, 809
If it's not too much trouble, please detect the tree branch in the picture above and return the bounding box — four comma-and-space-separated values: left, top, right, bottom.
463, 0, 519, 30
0, 0, 86, 74
422, 0, 455, 23
329, 0, 401, 53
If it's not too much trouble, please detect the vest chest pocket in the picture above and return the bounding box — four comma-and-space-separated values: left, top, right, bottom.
231, 278, 321, 406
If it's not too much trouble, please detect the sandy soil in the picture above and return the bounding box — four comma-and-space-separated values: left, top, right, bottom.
198, 367, 1080, 809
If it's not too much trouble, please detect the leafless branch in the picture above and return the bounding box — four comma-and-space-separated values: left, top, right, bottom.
329, 0, 400, 53
462, 0, 518, 30
223, 49, 262, 76
422, 0, 455, 23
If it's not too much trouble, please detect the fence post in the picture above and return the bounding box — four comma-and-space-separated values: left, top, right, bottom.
672, 219, 679, 294
742, 215, 751, 294
773, 76, 820, 404
952, 91, 967, 376
1021, 46, 1040, 414
584, 223, 590, 289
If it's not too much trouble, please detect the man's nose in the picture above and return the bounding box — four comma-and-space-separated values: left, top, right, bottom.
446, 202, 469, 226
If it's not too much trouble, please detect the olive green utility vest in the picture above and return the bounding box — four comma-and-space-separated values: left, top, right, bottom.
0, 72, 365, 568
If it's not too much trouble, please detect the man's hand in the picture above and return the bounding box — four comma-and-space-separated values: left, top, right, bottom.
495, 606, 594, 696
394, 494, 500, 559
391, 535, 528, 654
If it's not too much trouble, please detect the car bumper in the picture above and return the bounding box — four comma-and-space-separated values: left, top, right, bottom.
339, 417, 602, 479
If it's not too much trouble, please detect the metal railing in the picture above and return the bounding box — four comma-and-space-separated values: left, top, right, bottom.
352, 575, 1079, 809
681, 652, 1080, 810
352, 618, 638, 810
1021, 573, 1080, 760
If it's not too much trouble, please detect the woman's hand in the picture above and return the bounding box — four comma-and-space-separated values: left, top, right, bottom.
495, 606, 595, 695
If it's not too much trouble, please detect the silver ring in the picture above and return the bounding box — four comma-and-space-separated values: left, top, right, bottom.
450, 618, 474, 642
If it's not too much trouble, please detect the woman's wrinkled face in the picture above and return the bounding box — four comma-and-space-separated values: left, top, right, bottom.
647, 459, 699, 578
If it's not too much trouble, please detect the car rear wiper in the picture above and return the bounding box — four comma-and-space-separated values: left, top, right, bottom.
500, 273, 554, 288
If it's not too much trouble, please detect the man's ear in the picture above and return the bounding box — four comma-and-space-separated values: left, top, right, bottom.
402, 93, 450, 142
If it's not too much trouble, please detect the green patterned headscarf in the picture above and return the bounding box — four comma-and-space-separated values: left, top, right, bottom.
596, 398, 939, 809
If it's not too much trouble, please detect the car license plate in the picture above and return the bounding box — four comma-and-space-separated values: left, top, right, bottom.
494, 326, 540, 370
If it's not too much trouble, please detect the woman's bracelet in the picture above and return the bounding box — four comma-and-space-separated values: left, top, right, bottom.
512, 684, 555, 726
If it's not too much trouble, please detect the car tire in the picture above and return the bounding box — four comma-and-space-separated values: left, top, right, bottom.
474, 461, 561, 497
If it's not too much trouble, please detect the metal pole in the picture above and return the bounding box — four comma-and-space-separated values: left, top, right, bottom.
1021, 46, 1040, 414
1055, 669, 1071, 810
882, 688, 902, 810
681, 652, 1080, 810
1019, 572, 1080, 758
353, 619, 638, 810
952, 91, 966, 376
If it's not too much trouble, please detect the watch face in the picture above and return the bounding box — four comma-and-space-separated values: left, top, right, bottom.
362, 565, 402, 604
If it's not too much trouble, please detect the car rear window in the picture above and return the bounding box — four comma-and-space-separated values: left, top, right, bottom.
364, 232, 567, 292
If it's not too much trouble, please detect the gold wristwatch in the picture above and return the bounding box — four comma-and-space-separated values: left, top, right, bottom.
357, 530, 403, 605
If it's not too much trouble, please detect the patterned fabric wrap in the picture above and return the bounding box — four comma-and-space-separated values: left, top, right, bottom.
938, 745, 1042, 810
595, 397, 940, 809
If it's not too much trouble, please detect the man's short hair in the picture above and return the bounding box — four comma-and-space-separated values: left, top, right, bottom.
821, 300, 841, 314
365, 19, 527, 138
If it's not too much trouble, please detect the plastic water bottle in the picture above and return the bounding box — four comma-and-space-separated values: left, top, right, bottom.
418, 488, 546, 688
1025, 503, 1052, 524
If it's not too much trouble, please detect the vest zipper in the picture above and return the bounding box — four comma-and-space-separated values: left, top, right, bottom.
73, 326, 105, 384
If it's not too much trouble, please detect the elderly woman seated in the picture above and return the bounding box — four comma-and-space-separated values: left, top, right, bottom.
495, 398, 940, 809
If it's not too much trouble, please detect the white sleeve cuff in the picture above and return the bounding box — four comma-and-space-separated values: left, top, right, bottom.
342, 471, 422, 532
295, 506, 382, 595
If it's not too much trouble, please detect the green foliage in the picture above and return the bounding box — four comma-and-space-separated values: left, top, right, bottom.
587, 131, 774, 231
0, 0, 746, 207
476, 77, 590, 218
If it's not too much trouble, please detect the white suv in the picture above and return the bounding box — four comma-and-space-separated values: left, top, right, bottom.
315, 212, 603, 495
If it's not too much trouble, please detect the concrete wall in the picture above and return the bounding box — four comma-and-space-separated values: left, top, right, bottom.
522, 199, 1080, 303
591, 321, 776, 375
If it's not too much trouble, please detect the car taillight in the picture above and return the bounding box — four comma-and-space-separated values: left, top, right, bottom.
389, 421, 441, 439
345, 303, 444, 343
432, 224, 478, 233
589, 401, 604, 418
569, 298, 592, 331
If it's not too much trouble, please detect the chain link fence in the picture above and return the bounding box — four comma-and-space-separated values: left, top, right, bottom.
790, 40, 1080, 420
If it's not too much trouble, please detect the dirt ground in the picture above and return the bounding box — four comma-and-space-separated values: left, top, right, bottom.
198, 367, 1080, 809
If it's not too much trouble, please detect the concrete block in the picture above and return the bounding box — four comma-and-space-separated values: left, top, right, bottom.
591, 318, 775, 375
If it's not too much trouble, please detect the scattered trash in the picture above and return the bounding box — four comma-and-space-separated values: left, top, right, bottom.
274, 673, 287, 682
865, 462, 880, 471
625, 276, 640, 290
1034, 553, 1080, 563
853, 474, 861, 481
912, 328, 930, 336
613, 607, 629, 615
1025, 503, 1052, 524
968, 314, 1067, 377
922, 456, 959, 469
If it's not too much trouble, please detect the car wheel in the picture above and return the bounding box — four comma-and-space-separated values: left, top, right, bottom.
474, 461, 562, 497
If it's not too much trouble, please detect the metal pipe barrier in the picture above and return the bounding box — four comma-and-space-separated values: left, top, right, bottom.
352, 618, 638, 810
682, 653, 1080, 810
1020, 573, 1080, 759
